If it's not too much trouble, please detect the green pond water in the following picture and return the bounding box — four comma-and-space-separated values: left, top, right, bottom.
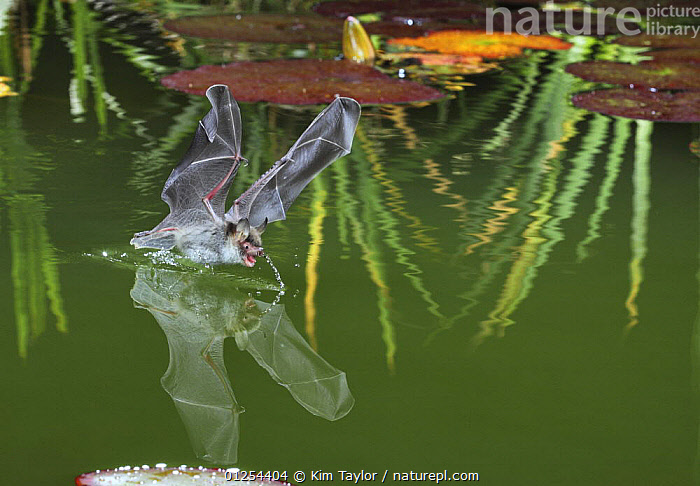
2, 2, 700, 485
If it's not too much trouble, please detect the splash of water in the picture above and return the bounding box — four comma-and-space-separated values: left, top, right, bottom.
263, 252, 286, 309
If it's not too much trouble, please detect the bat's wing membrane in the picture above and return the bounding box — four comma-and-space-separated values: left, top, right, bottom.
132, 85, 242, 249
227, 97, 361, 228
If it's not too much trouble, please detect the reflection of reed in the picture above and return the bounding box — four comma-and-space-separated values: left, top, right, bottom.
348, 129, 397, 371
480, 51, 545, 159
624, 121, 652, 332
332, 159, 353, 255
475, 152, 562, 346
359, 126, 445, 322
577, 118, 632, 262
304, 177, 327, 351
540, 114, 610, 252
463, 186, 518, 255
382, 105, 419, 150
1, 97, 68, 358
423, 158, 469, 226
129, 98, 205, 201
9, 195, 67, 358
470, 44, 591, 344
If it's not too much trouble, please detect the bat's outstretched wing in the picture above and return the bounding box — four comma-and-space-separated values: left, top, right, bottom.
132, 85, 243, 249
227, 97, 361, 228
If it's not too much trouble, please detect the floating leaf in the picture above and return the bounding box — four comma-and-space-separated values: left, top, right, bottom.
161, 59, 444, 104
572, 89, 700, 122
343, 16, 375, 65
388, 30, 572, 59
613, 33, 700, 48
313, 0, 486, 20
565, 61, 700, 90
75, 466, 292, 485
164, 14, 343, 43
386, 52, 484, 66
646, 48, 700, 64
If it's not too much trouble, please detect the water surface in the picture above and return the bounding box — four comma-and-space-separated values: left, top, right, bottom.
1, 3, 699, 485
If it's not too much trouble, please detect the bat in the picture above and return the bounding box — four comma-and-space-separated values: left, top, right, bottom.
131, 84, 361, 266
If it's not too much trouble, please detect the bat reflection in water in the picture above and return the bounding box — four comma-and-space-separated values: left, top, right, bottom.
131, 267, 354, 465
131, 84, 361, 266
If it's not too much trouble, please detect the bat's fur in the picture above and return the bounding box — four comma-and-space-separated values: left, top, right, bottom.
131, 85, 360, 266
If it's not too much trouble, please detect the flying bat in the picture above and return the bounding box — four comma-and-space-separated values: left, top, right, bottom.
130, 84, 361, 266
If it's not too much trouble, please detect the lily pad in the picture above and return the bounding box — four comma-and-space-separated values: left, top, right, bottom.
163, 14, 343, 43
76, 465, 292, 485
613, 34, 700, 48
160, 59, 445, 104
571, 89, 700, 122
313, 0, 486, 20
388, 30, 572, 59
646, 48, 700, 64
565, 61, 700, 90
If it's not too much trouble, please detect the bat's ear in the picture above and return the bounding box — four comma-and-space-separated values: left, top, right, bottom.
232, 219, 251, 242
255, 218, 268, 235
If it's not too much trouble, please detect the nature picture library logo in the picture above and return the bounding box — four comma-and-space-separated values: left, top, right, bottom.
486, 1, 700, 38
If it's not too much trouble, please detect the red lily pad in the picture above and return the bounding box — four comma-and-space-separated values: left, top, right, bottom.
161, 59, 445, 104
613, 34, 700, 48
76, 465, 293, 485
164, 14, 343, 43
565, 61, 700, 90
572, 89, 700, 122
646, 48, 700, 64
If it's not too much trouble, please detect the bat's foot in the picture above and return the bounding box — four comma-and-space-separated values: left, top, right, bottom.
130, 227, 178, 250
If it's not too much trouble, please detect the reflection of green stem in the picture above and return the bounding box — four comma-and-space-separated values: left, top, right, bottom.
18, 0, 49, 94
332, 160, 352, 254
129, 98, 205, 202
624, 120, 652, 332
471, 43, 591, 343
100, 36, 170, 81
345, 130, 396, 372
8, 195, 68, 358
85, 7, 107, 129
358, 128, 445, 322
541, 113, 610, 250
304, 177, 327, 351
476, 153, 562, 346
2, 89, 67, 358
481, 52, 545, 159
10, 198, 30, 358
71, 0, 88, 122
577, 118, 632, 262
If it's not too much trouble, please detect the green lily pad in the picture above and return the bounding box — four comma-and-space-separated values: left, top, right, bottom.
572, 89, 700, 122
565, 61, 700, 90
164, 14, 343, 43
646, 48, 700, 64
160, 59, 445, 104
613, 34, 700, 48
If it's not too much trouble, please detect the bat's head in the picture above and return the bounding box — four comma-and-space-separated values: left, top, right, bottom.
226, 218, 266, 267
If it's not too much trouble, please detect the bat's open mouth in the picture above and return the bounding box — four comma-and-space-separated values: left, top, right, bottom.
244, 254, 257, 267
241, 241, 264, 267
